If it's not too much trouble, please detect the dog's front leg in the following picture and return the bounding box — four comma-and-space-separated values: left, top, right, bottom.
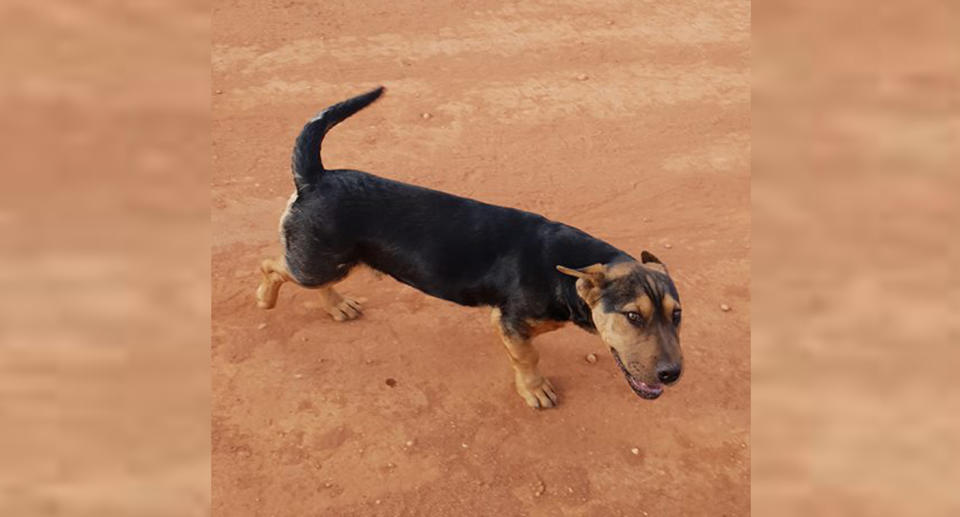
491, 308, 558, 409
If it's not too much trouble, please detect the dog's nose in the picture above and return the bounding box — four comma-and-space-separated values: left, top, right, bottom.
657, 363, 682, 384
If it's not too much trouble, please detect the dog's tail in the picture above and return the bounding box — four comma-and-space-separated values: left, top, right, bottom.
291, 86, 385, 189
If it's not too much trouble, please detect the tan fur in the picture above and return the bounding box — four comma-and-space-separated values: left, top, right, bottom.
590, 304, 659, 383
555, 263, 605, 280
622, 295, 654, 320
256, 257, 292, 309
603, 261, 635, 280
355, 263, 385, 280
491, 308, 562, 408
662, 294, 679, 315
642, 261, 668, 274
557, 261, 635, 306
524, 318, 567, 337
255, 256, 362, 321
558, 260, 679, 385
316, 285, 363, 321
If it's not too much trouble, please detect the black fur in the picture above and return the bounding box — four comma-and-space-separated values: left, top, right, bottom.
282, 88, 635, 332
291, 86, 385, 190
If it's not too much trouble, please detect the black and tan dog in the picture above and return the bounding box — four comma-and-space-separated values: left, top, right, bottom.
256, 87, 683, 408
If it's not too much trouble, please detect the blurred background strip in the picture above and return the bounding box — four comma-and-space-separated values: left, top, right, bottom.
0, 0, 210, 515
753, 0, 960, 515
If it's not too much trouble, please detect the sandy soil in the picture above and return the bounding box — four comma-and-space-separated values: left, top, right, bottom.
212, 1, 750, 515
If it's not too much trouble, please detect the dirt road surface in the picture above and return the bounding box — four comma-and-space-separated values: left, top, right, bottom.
212, 1, 750, 515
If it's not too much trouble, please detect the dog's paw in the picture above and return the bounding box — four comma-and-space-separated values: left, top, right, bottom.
325, 296, 363, 322
256, 287, 273, 309
516, 377, 558, 409
256, 279, 280, 309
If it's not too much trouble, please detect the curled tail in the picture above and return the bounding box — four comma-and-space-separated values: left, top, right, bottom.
291, 86, 385, 189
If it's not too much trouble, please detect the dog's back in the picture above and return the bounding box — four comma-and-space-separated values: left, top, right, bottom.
280, 88, 621, 316
286, 166, 620, 312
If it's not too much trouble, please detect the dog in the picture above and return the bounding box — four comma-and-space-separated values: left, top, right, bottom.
256, 87, 683, 408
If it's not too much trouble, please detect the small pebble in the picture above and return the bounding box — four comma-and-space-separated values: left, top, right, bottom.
385, 378, 397, 387
664, 243, 673, 249
375, 499, 381, 505
301, 336, 308, 342
405, 440, 415, 447
324, 482, 333, 488
421, 112, 432, 119
720, 304, 731, 312
533, 480, 545, 496
585, 353, 598, 364
386, 462, 395, 469
606, 20, 615, 25
631, 447, 640, 455
215, 89, 223, 94
576, 73, 589, 81
293, 373, 303, 379
257, 323, 267, 330
461, 443, 468, 449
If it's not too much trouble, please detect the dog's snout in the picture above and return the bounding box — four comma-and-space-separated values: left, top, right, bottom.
656, 363, 682, 384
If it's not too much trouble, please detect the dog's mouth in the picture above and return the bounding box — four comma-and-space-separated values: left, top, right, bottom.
610, 348, 663, 400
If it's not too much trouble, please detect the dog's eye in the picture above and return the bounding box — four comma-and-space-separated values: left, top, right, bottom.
672, 309, 682, 326
625, 311, 643, 326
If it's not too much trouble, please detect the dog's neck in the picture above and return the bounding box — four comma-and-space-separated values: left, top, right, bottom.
565, 288, 597, 333
547, 224, 632, 332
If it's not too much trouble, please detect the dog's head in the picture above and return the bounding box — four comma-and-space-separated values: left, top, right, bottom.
557, 251, 682, 400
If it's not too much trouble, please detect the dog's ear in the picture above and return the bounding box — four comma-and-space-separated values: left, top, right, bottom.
556, 263, 606, 283
640, 250, 663, 264
556, 264, 607, 304
640, 251, 668, 273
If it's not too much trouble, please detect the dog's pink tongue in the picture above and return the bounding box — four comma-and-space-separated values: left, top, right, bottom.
628, 376, 663, 395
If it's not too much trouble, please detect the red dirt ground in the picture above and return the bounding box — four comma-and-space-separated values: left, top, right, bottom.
212, 1, 749, 515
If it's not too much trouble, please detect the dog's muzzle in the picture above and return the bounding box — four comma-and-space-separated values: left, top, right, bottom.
610, 348, 664, 400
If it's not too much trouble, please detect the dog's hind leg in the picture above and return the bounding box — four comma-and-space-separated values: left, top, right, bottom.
256, 257, 292, 309
295, 258, 363, 321
315, 283, 362, 322
491, 308, 559, 409
255, 257, 362, 320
